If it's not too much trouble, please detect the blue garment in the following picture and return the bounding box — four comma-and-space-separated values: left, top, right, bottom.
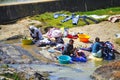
80, 47, 92, 52
61, 16, 73, 22
72, 15, 80, 25
54, 13, 60, 19
80, 42, 102, 58
91, 42, 102, 58
61, 14, 75, 23
54, 13, 67, 19
71, 56, 87, 62
92, 42, 101, 53
102, 41, 115, 60
79, 16, 98, 25
80, 44, 93, 52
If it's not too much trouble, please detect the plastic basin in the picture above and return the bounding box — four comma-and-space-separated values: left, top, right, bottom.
78, 34, 90, 43
22, 39, 32, 45
58, 55, 71, 64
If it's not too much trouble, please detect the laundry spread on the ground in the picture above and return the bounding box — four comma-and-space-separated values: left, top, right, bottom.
54, 13, 99, 25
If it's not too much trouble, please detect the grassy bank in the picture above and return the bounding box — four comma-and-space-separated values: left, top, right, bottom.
30, 7, 120, 28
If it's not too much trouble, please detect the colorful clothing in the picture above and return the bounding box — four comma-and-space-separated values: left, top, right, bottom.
92, 42, 102, 57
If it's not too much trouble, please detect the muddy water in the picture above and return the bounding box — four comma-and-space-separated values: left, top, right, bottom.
3, 39, 109, 80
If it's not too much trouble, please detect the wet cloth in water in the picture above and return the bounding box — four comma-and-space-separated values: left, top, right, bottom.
71, 50, 87, 62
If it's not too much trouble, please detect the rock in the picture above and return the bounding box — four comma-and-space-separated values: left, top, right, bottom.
34, 72, 49, 80
18, 72, 26, 80
91, 60, 120, 80
0, 77, 6, 80
3, 59, 11, 64
0, 64, 9, 68
6, 35, 23, 40
0, 44, 35, 64
34, 72, 44, 80
32, 60, 41, 64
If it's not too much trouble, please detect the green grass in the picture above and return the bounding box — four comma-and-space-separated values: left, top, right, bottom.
0, 72, 21, 80
115, 38, 120, 46
30, 7, 120, 28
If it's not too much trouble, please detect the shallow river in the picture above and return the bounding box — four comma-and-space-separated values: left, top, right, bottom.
3, 39, 110, 80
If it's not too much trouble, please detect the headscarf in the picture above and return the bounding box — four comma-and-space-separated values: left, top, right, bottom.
29, 25, 36, 31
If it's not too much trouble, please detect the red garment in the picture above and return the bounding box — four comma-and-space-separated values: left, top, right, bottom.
67, 34, 78, 39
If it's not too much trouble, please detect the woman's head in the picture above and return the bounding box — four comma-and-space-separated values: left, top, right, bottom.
29, 25, 35, 33
69, 39, 74, 45
95, 37, 100, 42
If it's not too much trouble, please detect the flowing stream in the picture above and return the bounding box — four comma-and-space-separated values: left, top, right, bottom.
2, 39, 109, 80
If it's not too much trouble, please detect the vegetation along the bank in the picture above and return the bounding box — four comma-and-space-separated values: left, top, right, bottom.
30, 7, 120, 28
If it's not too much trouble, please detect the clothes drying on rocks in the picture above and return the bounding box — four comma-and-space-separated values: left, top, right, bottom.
72, 15, 80, 25
54, 13, 67, 19
53, 13, 98, 25
108, 15, 120, 23
61, 15, 73, 23
79, 15, 98, 25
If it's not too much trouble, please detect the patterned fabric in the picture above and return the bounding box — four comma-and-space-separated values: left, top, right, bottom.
46, 28, 62, 38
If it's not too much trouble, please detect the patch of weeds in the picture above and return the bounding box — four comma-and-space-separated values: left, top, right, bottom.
0, 64, 9, 68
115, 38, 120, 46
0, 72, 21, 80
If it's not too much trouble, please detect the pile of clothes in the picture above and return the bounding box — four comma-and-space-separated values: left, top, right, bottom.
108, 15, 120, 23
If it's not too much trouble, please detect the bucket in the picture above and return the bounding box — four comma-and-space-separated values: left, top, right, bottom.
58, 55, 71, 64
22, 39, 33, 45
78, 34, 90, 43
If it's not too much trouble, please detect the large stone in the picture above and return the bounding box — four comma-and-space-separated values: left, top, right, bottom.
91, 60, 120, 80
0, 44, 35, 64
